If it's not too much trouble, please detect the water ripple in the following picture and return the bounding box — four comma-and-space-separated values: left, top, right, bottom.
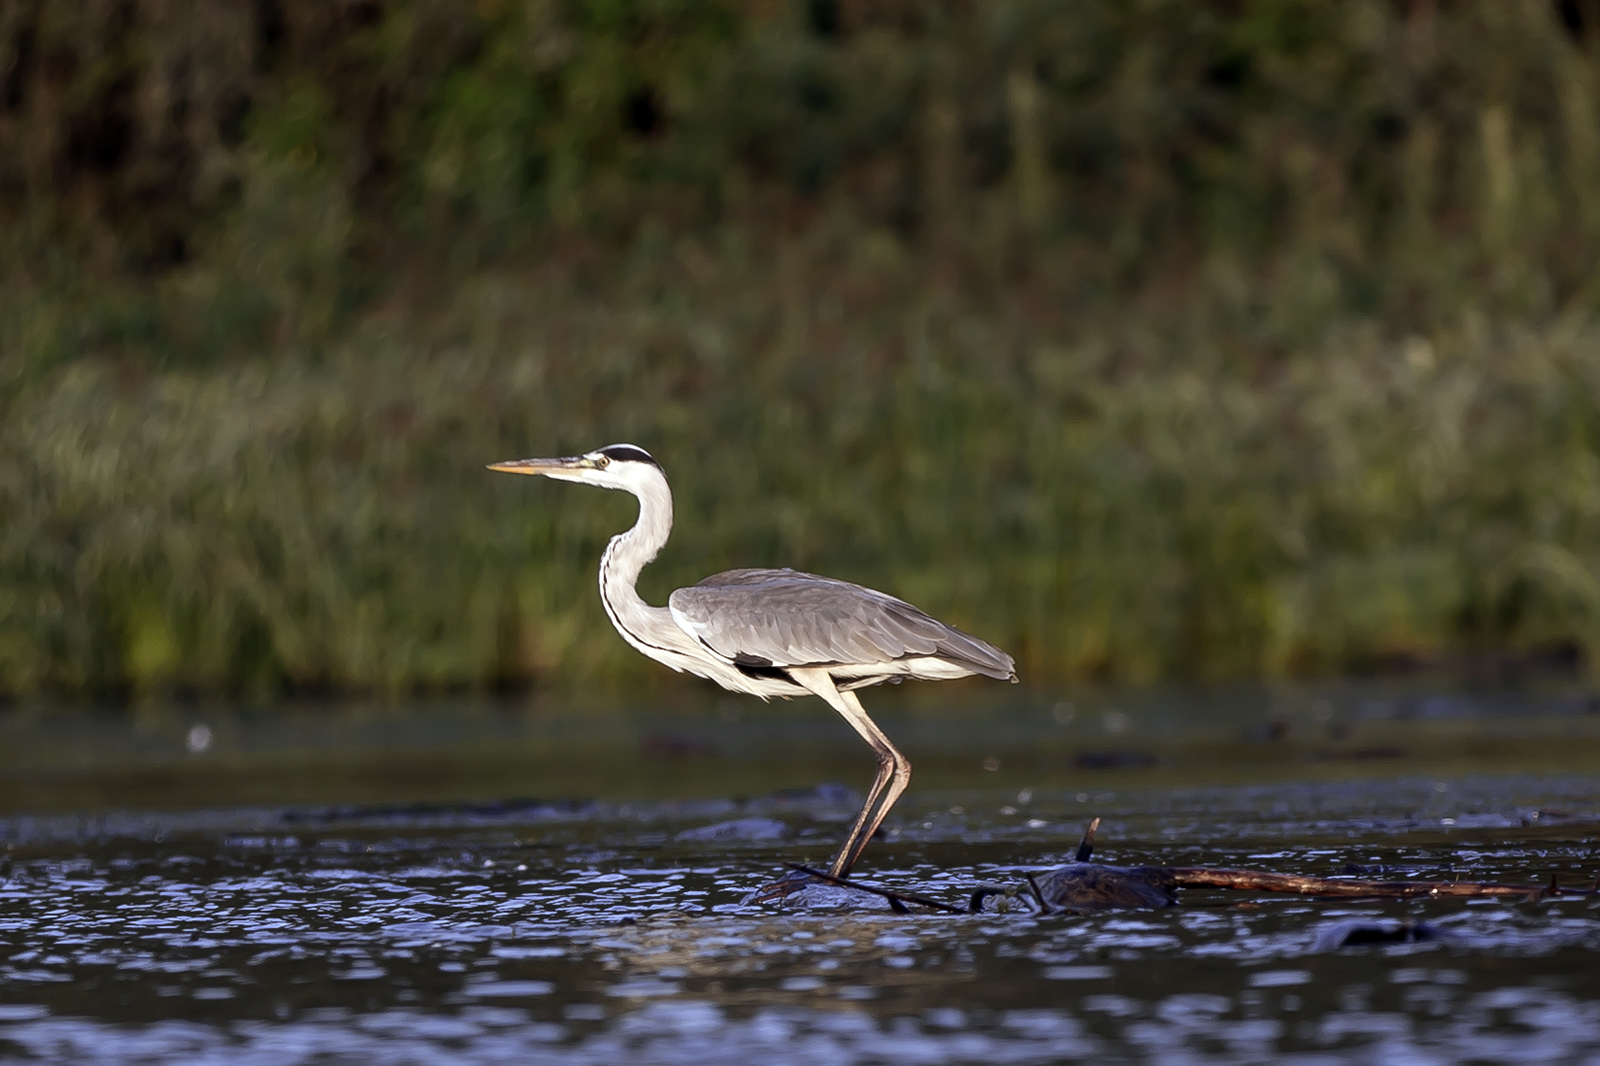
1, 772, 1598, 1063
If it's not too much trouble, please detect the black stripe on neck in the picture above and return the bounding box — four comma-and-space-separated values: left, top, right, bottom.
599, 540, 679, 658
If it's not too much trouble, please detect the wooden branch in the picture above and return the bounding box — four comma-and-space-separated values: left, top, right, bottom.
1074, 817, 1099, 862
1163, 866, 1594, 901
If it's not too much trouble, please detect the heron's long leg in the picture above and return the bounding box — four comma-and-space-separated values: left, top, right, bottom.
833, 689, 911, 876
789, 669, 912, 877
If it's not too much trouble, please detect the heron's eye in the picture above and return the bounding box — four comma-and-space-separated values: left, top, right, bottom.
595, 455, 611, 468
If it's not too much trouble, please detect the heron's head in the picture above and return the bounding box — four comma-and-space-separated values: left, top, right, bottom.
488, 443, 664, 492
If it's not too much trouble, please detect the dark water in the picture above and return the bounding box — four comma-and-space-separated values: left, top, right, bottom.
2, 687, 1599, 1064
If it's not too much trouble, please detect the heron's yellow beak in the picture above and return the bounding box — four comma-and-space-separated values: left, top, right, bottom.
486, 456, 591, 481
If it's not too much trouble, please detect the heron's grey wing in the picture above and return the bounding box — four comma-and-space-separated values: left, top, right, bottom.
667, 568, 1015, 680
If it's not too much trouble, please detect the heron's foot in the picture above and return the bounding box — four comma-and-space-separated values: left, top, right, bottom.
745, 863, 966, 913
742, 867, 831, 906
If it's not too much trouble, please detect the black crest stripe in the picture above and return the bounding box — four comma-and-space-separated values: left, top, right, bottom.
597, 444, 660, 467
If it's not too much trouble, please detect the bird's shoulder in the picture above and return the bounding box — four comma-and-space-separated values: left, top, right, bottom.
673, 568, 906, 609
686, 567, 802, 589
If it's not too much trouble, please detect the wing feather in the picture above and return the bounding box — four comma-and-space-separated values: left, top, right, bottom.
667, 568, 1015, 680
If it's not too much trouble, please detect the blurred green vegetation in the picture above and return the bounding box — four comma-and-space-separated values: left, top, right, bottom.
4, 0, 1600, 699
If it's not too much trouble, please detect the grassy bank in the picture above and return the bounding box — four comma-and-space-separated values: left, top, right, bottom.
7, 245, 1600, 698
4, 1, 1600, 698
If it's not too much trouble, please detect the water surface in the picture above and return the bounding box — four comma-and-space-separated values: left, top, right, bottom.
2, 685, 1598, 1064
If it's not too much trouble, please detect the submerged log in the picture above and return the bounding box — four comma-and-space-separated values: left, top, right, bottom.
778, 817, 1598, 914
1026, 863, 1580, 913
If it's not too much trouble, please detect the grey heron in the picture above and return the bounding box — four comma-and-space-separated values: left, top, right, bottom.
489, 443, 1017, 883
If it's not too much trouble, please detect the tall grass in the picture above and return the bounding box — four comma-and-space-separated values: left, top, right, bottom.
3, 1, 1600, 698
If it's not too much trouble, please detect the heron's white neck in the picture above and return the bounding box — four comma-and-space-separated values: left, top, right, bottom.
597, 466, 685, 658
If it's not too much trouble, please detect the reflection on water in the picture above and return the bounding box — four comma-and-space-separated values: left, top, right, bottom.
1, 687, 1599, 1063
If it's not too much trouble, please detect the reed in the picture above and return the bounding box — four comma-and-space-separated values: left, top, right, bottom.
3, 0, 1600, 698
